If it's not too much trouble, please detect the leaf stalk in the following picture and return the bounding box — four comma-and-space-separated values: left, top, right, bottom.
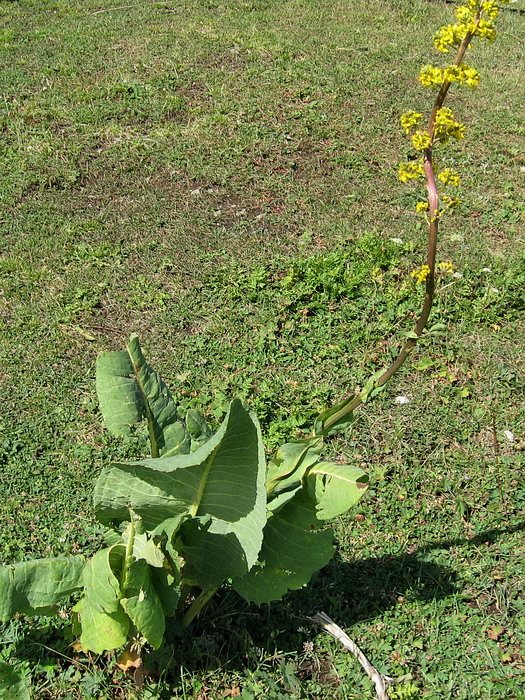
180, 587, 218, 629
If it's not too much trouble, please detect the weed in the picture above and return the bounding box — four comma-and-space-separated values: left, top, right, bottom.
0, 0, 523, 697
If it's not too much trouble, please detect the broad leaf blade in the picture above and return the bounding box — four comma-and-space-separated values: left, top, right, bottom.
121, 560, 165, 649
151, 567, 180, 618
96, 350, 144, 437
74, 600, 129, 655
306, 462, 368, 520
74, 545, 129, 653
94, 400, 267, 586
96, 335, 190, 457
233, 495, 334, 605
0, 557, 84, 622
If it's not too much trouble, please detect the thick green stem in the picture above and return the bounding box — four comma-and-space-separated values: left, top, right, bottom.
180, 587, 218, 629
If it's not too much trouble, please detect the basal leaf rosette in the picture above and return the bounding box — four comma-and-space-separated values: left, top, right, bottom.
94, 399, 267, 587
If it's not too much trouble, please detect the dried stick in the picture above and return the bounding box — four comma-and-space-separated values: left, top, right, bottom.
308, 612, 392, 700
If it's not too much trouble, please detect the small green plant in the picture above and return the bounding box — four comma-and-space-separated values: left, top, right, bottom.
0, 335, 367, 655
0, 0, 512, 671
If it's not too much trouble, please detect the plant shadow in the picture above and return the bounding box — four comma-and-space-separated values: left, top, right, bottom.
6, 522, 523, 694
164, 520, 525, 673
180, 550, 455, 664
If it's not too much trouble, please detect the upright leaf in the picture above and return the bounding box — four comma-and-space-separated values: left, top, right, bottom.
73, 545, 129, 654
96, 335, 190, 457
0, 557, 84, 622
121, 560, 165, 649
94, 400, 267, 586
306, 462, 368, 520
233, 494, 334, 605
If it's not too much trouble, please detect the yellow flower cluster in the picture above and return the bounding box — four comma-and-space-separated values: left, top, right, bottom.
438, 261, 455, 274
398, 0, 508, 219
411, 265, 431, 283
481, 0, 500, 19
419, 63, 480, 88
434, 23, 471, 53
438, 168, 461, 186
447, 64, 480, 87
400, 110, 423, 134
434, 107, 466, 143
398, 160, 425, 182
411, 130, 432, 150
418, 65, 443, 87
441, 194, 462, 210
476, 18, 497, 42
433, 0, 509, 53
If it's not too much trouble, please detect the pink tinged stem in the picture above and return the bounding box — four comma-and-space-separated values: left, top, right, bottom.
322, 22, 481, 433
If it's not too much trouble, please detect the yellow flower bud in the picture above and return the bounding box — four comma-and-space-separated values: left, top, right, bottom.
438, 168, 461, 186
398, 160, 426, 182
411, 131, 432, 150
411, 265, 431, 283
400, 111, 423, 134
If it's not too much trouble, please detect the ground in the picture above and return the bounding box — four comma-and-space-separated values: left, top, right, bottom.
0, 0, 524, 698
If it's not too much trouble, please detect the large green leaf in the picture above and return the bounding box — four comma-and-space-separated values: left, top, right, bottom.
306, 462, 368, 520
94, 399, 267, 586
233, 494, 335, 605
96, 334, 190, 457
73, 545, 129, 653
0, 557, 84, 622
151, 566, 180, 618
121, 559, 165, 649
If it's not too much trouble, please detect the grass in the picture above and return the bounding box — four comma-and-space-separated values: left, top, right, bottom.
0, 0, 524, 697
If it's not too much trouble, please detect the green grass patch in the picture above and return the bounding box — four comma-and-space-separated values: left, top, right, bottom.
0, 0, 524, 697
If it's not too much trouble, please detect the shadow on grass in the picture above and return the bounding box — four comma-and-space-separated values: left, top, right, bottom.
6, 521, 524, 692
168, 520, 525, 668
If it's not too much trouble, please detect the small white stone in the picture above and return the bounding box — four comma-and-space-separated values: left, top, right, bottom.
190, 187, 201, 196
503, 430, 515, 443
395, 396, 410, 405
453, 272, 463, 279
481, 267, 492, 273
390, 237, 404, 245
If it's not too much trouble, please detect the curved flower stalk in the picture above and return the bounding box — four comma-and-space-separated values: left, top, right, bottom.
315, 0, 511, 437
